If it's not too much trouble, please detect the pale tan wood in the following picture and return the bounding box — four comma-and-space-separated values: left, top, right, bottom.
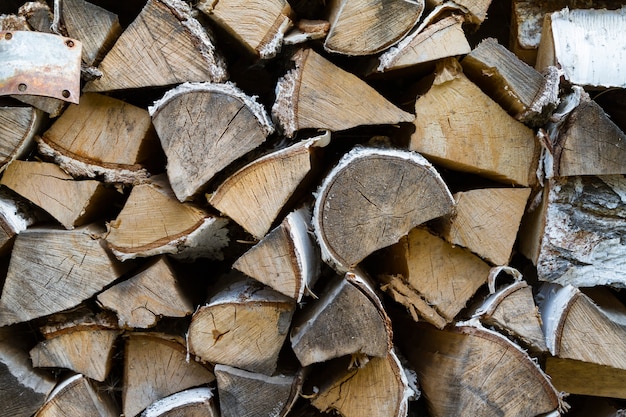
197, 0, 293, 59
37, 308, 119, 339
545, 357, 626, 400
187, 275, 295, 375
0, 224, 133, 326
411, 58, 539, 187
208, 133, 328, 239
323, 0, 424, 55
141, 387, 219, 417
290, 271, 392, 367
427, 0, 491, 24
233, 206, 320, 301
215, 364, 301, 417
83, 0, 227, 92
97, 256, 193, 329
123, 333, 215, 417
0, 104, 42, 172
38, 92, 159, 183
105, 176, 229, 261
35, 374, 119, 417
283, 19, 330, 45
0, 160, 115, 229
150, 82, 274, 202
272, 48, 414, 137
436, 187, 531, 265
313, 147, 454, 272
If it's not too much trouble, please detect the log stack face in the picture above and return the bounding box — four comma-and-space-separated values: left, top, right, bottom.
2, 0, 626, 416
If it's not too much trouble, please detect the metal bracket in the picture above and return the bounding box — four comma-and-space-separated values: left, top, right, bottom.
0, 31, 82, 103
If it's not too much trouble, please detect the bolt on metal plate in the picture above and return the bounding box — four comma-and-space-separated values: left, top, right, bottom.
0, 31, 82, 104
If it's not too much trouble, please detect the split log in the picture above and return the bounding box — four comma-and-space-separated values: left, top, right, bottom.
215, 364, 301, 417
18, 0, 54, 33
0, 187, 38, 256
187, 275, 296, 375
83, 0, 227, 92
197, 0, 293, 59
123, 333, 215, 417
141, 387, 219, 417
312, 147, 454, 272
272, 48, 414, 137
208, 132, 328, 239
545, 357, 626, 400
290, 271, 392, 367
0, 160, 116, 229
283, 19, 329, 45
232, 206, 320, 302
34, 374, 119, 417
323, 0, 424, 56
97, 256, 193, 329
0, 102, 42, 172
377, 227, 490, 329
150, 82, 274, 202
411, 58, 540, 187
427, 0, 492, 24
105, 176, 229, 261
37, 92, 160, 183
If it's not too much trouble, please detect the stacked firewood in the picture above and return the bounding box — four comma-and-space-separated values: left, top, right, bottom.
1, 0, 626, 416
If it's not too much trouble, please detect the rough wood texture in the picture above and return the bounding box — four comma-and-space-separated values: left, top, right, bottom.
427, 0, 491, 24
84, 0, 227, 92
313, 147, 454, 272
545, 357, 626, 400
272, 48, 414, 137
0, 104, 42, 172
0, 188, 37, 256
141, 387, 219, 417
150, 82, 273, 202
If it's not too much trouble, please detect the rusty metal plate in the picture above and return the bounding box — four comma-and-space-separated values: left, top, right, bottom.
0, 31, 82, 103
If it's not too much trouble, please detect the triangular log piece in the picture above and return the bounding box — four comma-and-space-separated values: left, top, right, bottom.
62, 0, 123, 66
378, 227, 490, 329
519, 175, 626, 287
197, 0, 293, 59
427, 0, 492, 24
34, 374, 119, 417
290, 271, 392, 367
187, 275, 296, 375
411, 58, 539, 187
37, 92, 161, 183
215, 364, 301, 417
208, 132, 328, 239
545, 357, 626, 400
435, 187, 531, 266
461, 37, 559, 126
83, 0, 227, 92
398, 319, 564, 417
272, 48, 414, 137
310, 351, 412, 417
141, 387, 219, 417
105, 176, 229, 262
123, 333, 215, 417
97, 256, 193, 329
0, 104, 43, 172
536, 7, 626, 88
312, 147, 454, 272
0, 161, 116, 230
0, 188, 38, 256
0, 224, 134, 326
150, 82, 274, 202
233, 205, 320, 302
323, 0, 424, 56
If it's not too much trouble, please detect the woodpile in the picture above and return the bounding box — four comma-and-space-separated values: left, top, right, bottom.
2, 0, 626, 416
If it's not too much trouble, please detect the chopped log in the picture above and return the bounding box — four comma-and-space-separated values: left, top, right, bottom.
427, 0, 492, 24
197, 0, 293, 59
545, 357, 626, 400
0, 160, 116, 229
323, 0, 424, 56
35, 374, 119, 417
150, 82, 274, 202
97, 256, 194, 329
0, 188, 37, 255
83, 0, 227, 92
208, 132, 328, 239
283, 19, 329, 45
435, 187, 531, 266
141, 387, 219, 417
233, 205, 320, 302
123, 333, 215, 417
272, 48, 414, 137
519, 175, 626, 287
290, 271, 392, 367
0, 103, 42, 172
38, 92, 160, 183
215, 364, 301, 417
37, 308, 119, 338
411, 58, 540, 186
105, 176, 229, 261
187, 275, 296, 375
378, 227, 490, 329
18, 0, 54, 33
313, 147, 454, 272
0, 224, 134, 326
